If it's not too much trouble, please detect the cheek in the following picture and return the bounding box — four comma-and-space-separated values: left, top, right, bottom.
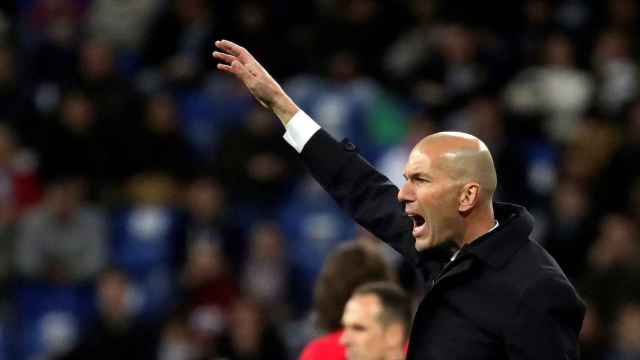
415, 188, 436, 208
416, 186, 449, 213
360, 330, 384, 351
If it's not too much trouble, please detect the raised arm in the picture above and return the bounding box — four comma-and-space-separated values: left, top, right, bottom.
213, 40, 419, 265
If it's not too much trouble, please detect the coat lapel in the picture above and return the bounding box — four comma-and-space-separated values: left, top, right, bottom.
436, 257, 473, 285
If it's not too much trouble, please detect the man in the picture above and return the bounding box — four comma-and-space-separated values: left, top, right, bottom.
301, 242, 392, 360
213, 40, 586, 359
340, 282, 411, 360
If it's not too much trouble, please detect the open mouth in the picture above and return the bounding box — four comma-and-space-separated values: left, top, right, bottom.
408, 214, 428, 237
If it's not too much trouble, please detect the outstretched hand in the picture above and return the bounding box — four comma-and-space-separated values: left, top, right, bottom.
213, 40, 299, 124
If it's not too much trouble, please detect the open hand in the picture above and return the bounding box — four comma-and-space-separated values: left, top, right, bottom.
213, 40, 298, 122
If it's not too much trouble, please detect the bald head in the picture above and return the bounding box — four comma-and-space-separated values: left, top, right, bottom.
415, 131, 497, 202
400, 131, 498, 248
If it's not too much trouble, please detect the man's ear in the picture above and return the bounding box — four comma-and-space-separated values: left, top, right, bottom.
458, 182, 480, 212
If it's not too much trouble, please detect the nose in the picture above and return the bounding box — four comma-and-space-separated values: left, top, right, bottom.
397, 181, 414, 204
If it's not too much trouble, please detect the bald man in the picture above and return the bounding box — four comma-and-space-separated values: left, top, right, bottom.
213, 40, 585, 360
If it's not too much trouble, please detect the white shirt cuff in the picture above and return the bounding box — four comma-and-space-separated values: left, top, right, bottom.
283, 110, 321, 153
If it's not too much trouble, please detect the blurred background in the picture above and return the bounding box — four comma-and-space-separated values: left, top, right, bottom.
0, 0, 639, 359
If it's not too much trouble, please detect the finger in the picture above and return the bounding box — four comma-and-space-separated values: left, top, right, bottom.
212, 51, 236, 65
216, 39, 256, 65
215, 40, 243, 57
217, 63, 233, 73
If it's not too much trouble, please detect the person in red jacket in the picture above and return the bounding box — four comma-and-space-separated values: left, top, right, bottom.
300, 242, 393, 360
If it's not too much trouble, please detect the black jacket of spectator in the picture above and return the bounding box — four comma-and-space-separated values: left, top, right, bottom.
298, 129, 586, 359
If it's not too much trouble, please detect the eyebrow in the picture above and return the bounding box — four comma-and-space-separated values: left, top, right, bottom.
403, 172, 431, 180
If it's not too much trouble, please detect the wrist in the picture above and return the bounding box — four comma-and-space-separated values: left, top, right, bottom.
271, 92, 299, 126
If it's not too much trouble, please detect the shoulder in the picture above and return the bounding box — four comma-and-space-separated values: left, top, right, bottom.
513, 251, 585, 325
299, 331, 345, 360
507, 239, 570, 288
499, 239, 582, 306
515, 270, 586, 337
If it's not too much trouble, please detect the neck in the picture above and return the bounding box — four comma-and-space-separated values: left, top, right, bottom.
461, 203, 495, 246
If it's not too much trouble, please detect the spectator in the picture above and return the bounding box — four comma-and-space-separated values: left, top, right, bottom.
0, 46, 39, 147
0, 125, 42, 295
608, 301, 640, 359
214, 108, 302, 206
216, 296, 288, 360
0, 124, 42, 216
183, 175, 243, 268
300, 242, 394, 360
505, 33, 594, 142
122, 93, 193, 181
157, 310, 204, 360
86, 0, 162, 52
242, 222, 290, 321
109, 173, 182, 318
592, 30, 638, 118
543, 180, 594, 279
61, 268, 157, 360
180, 240, 237, 350
588, 214, 638, 272
578, 299, 608, 360
15, 176, 106, 283
142, 0, 215, 88
411, 24, 490, 113
39, 90, 108, 195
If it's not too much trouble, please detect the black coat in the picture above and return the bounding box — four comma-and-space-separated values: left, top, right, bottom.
299, 129, 586, 359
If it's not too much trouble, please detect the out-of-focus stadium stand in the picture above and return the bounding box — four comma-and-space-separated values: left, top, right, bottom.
1, 0, 640, 358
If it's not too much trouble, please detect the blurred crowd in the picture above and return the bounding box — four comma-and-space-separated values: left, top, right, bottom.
0, 0, 640, 359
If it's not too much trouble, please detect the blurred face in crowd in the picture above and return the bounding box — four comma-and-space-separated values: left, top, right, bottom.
229, 298, 264, 355
543, 35, 574, 67
186, 178, 224, 221
614, 302, 640, 352
440, 25, 475, 65
81, 40, 114, 80
589, 214, 637, 269
340, 294, 400, 360
250, 222, 284, 261
185, 241, 226, 285
46, 178, 86, 220
398, 132, 496, 251
61, 93, 95, 132
97, 270, 131, 321
146, 95, 177, 134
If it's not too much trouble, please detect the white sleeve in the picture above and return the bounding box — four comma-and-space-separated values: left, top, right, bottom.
282, 110, 321, 153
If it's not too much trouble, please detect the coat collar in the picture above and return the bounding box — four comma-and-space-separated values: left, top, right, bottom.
462, 202, 535, 269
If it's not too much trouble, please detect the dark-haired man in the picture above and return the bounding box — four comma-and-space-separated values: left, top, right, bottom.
340, 282, 411, 360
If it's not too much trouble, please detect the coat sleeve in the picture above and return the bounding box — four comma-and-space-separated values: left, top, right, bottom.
299, 129, 420, 266
506, 274, 586, 360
